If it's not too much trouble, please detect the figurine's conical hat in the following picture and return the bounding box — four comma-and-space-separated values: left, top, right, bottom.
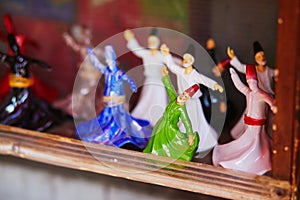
253, 41, 264, 56
149, 27, 158, 37
246, 64, 258, 81
185, 44, 195, 57
185, 84, 199, 97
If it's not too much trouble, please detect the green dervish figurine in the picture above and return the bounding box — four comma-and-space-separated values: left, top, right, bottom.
143, 66, 199, 161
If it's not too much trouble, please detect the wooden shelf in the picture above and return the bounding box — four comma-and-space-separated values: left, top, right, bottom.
0, 124, 291, 200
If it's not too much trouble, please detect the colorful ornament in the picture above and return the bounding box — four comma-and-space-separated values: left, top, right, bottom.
213, 66, 277, 175
160, 43, 224, 156
53, 24, 102, 120
0, 34, 68, 131
124, 28, 167, 126
143, 66, 199, 161
75, 45, 152, 149
0, 14, 58, 103
226, 42, 278, 139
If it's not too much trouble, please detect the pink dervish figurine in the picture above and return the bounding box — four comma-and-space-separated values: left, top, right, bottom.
213, 42, 278, 139
212, 65, 277, 175
124, 28, 167, 126
160, 43, 224, 156
53, 24, 102, 120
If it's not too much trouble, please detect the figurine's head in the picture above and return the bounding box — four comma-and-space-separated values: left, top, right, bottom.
182, 44, 195, 67
206, 38, 216, 50
71, 24, 91, 45
177, 84, 199, 104
105, 45, 117, 70
246, 64, 258, 91
147, 27, 160, 50
8, 33, 20, 55
253, 41, 266, 66
182, 53, 195, 68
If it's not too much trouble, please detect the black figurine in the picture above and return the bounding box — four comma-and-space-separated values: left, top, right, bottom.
0, 34, 68, 131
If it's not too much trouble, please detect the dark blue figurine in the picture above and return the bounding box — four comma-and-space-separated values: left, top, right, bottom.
75, 45, 151, 149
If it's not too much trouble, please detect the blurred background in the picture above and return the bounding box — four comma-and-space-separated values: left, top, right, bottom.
0, 0, 278, 199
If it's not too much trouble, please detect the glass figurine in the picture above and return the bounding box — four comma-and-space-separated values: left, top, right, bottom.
0, 34, 68, 131
0, 13, 58, 103
215, 42, 278, 139
213, 65, 277, 175
53, 24, 103, 120
124, 28, 167, 126
160, 43, 223, 156
143, 66, 199, 162
75, 45, 152, 149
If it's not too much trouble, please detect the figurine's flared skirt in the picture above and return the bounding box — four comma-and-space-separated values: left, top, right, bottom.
144, 116, 199, 162
212, 125, 271, 175
75, 105, 152, 149
182, 98, 219, 156
0, 91, 67, 131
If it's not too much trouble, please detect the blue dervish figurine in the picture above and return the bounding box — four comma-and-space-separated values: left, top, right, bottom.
75, 45, 152, 149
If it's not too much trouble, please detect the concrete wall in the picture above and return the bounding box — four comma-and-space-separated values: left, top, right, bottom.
0, 156, 223, 200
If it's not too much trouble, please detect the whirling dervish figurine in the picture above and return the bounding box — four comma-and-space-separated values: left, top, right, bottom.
0, 34, 68, 131
143, 66, 199, 162
75, 45, 152, 149
213, 65, 277, 175
0, 13, 58, 103
213, 42, 278, 139
124, 28, 167, 126
53, 24, 102, 120
160, 43, 224, 156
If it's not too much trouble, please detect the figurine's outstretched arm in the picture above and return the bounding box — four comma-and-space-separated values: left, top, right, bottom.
0, 51, 8, 63
229, 68, 249, 96
121, 72, 137, 93
87, 48, 107, 73
161, 66, 177, 100
260, 91, 277, 113
124, 29, 147, 58
28, 57, 52, 71
160, 44, 181, 75
194, 72, 223, 93
227, 47, 246, 74
63, 32, 81, 52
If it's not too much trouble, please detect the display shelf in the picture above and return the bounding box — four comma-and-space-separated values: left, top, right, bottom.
0, 124, 291, 200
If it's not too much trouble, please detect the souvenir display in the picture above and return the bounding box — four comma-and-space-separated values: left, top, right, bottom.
160, 43, 223, 156
53, 24, 102, 120
0, 34, 68, 131
143, 66, 199, 161
213, 65, 277, 175
216, 42, 278, 139
0, 13, 58, 103
124, 28, 167, 126
75, 45, 151, 149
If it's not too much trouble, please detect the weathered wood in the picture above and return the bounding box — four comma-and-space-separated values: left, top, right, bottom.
0, 124, 291, 200
273, 0, 300, 183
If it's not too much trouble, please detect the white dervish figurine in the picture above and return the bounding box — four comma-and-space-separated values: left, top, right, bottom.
160, 43, 224, 156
